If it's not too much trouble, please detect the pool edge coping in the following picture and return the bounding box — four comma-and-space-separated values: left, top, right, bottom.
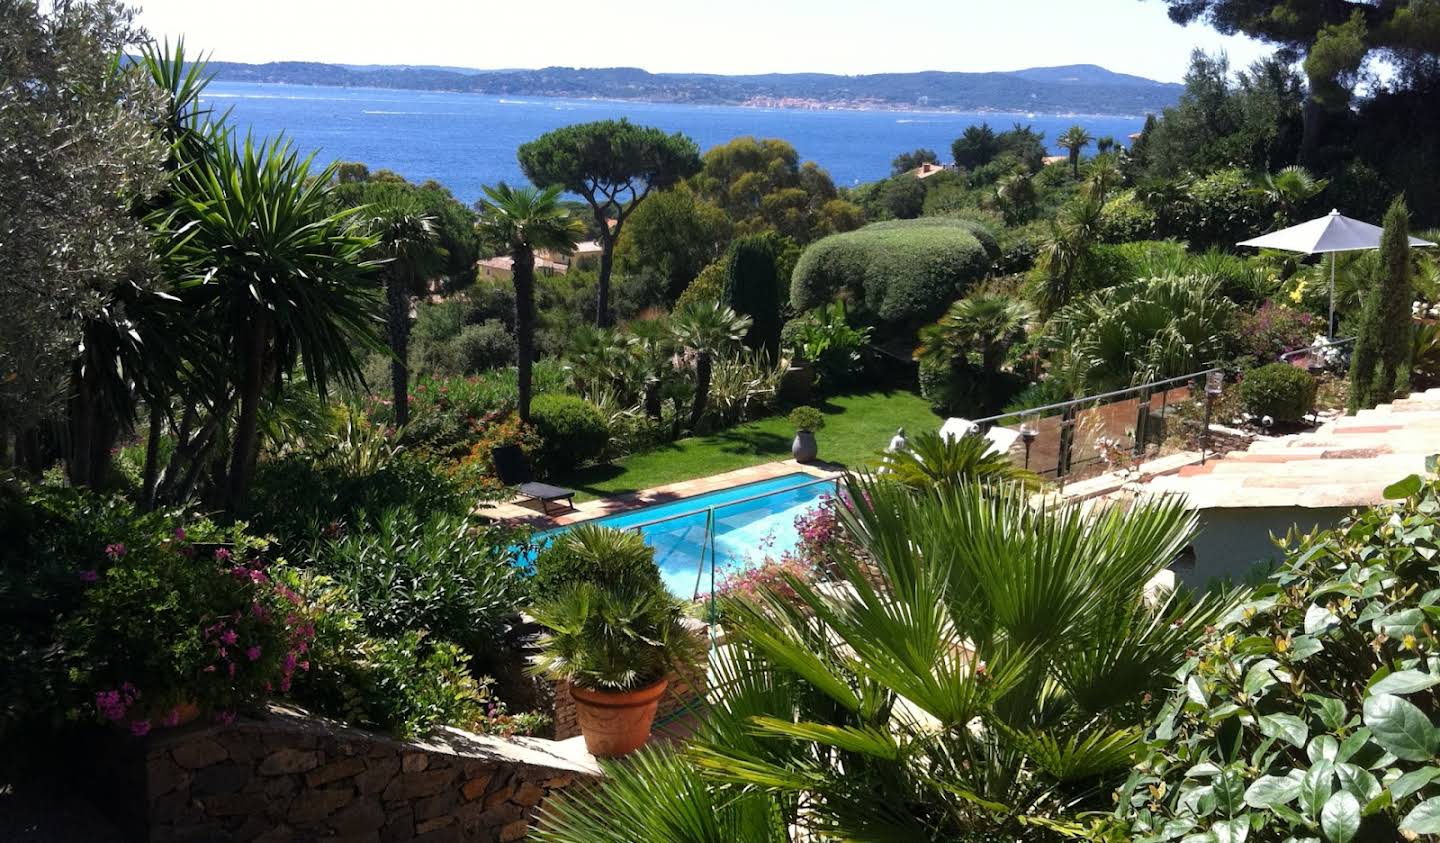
476, 459, 843, 531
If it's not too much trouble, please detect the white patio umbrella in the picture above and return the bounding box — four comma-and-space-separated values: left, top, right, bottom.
1237, 209, 1435, 338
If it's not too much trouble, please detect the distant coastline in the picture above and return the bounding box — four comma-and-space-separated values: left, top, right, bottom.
201, 61, 1181, 117
206, 81, 1154, 121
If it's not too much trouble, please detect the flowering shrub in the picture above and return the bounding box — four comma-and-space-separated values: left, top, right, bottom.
62, 520, 314, 734
1236, 300, 1316, 367
716, 555, 815, 604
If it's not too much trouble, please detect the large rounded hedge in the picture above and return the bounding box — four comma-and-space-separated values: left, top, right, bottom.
790, 218, 994, 327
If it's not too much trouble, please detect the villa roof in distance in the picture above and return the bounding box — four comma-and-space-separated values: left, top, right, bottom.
1143, 387, 1440, 510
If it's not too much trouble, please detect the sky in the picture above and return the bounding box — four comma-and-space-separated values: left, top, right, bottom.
131, 0, 1275, 83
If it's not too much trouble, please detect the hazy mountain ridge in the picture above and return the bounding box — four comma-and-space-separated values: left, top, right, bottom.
203, 60, 1181, 115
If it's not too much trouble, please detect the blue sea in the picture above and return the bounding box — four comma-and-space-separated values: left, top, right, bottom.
203, 81, 1145, 204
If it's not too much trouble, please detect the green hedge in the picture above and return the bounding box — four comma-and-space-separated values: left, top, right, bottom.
791, 219, 993, 328
1239, 362, 1317, 423
529, 394, 610, 475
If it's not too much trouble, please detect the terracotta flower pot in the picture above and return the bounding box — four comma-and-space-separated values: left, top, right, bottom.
569, 678, 668, 757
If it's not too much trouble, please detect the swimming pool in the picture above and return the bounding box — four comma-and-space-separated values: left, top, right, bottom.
534, 472, 839, 599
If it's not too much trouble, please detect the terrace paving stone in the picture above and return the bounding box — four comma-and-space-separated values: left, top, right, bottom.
1142, 387, 1440, 510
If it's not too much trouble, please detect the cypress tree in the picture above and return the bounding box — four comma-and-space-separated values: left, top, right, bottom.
722, 233, 784, 357
1348, 196, 1413, 412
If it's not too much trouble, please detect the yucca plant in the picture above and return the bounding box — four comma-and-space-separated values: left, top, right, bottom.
670, 299, 752, 430
165, 133, 386, 507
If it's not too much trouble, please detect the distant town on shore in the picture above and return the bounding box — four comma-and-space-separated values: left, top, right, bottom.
201, 60, 1185, 115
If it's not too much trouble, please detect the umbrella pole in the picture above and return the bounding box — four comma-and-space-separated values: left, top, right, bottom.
1328, 253, 1336, 340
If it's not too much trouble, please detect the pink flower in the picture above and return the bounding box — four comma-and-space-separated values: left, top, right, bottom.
162, 708, 182, 728
79, 569, 99, 583
279, 677, 292, 693
95, 690, 126, 721
250, 602, 267, 619
282, 652, 297, 672
220, 629, 238, 645
130, 719, 151, 736
214, 547, 232, 562
214, 710, 236, 725
174, 527, 186, 542
104, 543, 126, 560
203, 665, 216, 673
246, 645, 262, 661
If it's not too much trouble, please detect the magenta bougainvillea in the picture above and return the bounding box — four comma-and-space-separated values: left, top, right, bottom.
70, 525, 315, 735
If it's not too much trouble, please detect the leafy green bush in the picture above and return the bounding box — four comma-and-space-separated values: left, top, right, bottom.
1098, 189, 1158, 243
368, 365, 566, 462
780, 302, 871, 392
862, 215, 1001, 262
788, 405, 825, 432
244, 451, 470, 545
1117, 476, 1440, 841
449, 320, 515, 372
528, 394, 610, 475
1240, 362, 1317, 422
532, 524, 665, 597
790, 219, 992, 328
282, 574, 548, 740
1168, 167, 1269, 251
304, 509, 530, 666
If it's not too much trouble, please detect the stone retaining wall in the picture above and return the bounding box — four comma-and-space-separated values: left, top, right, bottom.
144, 704, 599, 842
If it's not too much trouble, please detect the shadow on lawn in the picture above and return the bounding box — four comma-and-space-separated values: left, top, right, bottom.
559, 428, 793, 498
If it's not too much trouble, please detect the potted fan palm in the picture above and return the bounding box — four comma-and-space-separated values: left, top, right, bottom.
789, 405, 825, 463
528, 527, 701, 757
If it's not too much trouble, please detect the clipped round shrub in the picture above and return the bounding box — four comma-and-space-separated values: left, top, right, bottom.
861, 216, 1001, 261
528, 394, 609, 475
675, 259, 726, 308
791, 219, 992, 328
1239, 362, 1317, 423
451, 320, 515, 372
788, 405, 825, 432
531, 524, 664, 596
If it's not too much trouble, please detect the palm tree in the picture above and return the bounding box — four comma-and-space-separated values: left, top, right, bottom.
535, 474, 1231, 840
475, 182, 583, 422
1254, 165, 1329, 227
917, 293, 1034, 375
367, 196, 438, 427
1084, 153, 1124, 204
669, 300, 751, 431
882, 430, 1040, 491
167, 135, 384, 508
1057, 124, 1093, 178
1036, 195, 1104, 315
994, 170, 1037, 225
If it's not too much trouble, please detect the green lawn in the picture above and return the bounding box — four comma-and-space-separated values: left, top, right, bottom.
556, 389, 943, 501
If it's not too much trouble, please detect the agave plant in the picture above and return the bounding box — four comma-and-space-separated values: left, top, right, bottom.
536, 474, 1231, 840
705, 349, 786, 428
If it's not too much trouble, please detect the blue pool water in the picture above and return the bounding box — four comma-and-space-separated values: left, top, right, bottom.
535, 473, 837, 599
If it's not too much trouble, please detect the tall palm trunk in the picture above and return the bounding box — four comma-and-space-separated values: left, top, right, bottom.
513, 248, 537, 422
225, 313, 272, 508
386, 275, 411, 426
689, 350, 712, 431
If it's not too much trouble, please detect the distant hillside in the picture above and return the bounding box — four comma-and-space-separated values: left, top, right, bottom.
202, 61, 1182, 115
